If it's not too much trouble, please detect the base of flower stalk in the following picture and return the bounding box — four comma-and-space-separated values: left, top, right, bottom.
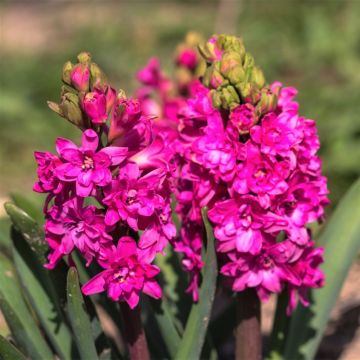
120, 302, 150, 360
235, 288, 262, 360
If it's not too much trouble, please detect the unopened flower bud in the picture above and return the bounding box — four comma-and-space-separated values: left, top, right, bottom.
59, 92, 84, 128
70, 64, 90, 92
251, 66, 265, 89
211, 90, 222, 108
81, 88, 107, 124
105, 86, 117, 113
211, 85, 240, 110
220, 51, 242, 76
62, 61, 73, 85
242, 53, 255, 68
203, 63, 226, 89
47, 101, 64, 117
108, 98, 142, 143
227, 65, 246, 85
176, 49, 198, 70
198, 35, 222, 62
90, 62, 107, 90
77, 52, 91, 65
221, 86, 240, 109
255, 88, 278, 116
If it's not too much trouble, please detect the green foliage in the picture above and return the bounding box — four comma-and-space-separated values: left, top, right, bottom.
0, 335, 26, 360
67, 267, 99, 360
0, 199, 221, 359
175, 208, 218, 360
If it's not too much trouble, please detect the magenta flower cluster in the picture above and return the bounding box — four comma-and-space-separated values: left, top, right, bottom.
172, 79, 328, 313
35, 34, 329, 314
34, 59, 175, 309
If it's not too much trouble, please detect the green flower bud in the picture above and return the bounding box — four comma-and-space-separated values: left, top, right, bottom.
251, 66, 265, 89
219, 85, 240, 109
220, 51, 243, 76
242, 53, 255, 68
255, 88, 278, 116
47, 101, 64, 117
203, 64, 226, 89
59, 92, 85, 128
211, 90, 222, 108
117, 89, 127, 100
227, 65, 246, 85
62, 61, 73, 85
77, 52, 91, 65
90, 62, 107, 90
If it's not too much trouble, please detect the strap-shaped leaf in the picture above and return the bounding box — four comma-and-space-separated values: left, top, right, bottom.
0, 335, 27, 360
175, 207, 218, 360
4, 202, 47, 264
10, 192, 44, 224
67, 267, 99, 360
0, 217, 11, 251
148, 297, 181, 358
284, 177, 360, 360
12, 228, 74, 360
0, 253, 53, 359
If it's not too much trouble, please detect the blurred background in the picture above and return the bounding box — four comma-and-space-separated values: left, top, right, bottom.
0, 0, 359, 358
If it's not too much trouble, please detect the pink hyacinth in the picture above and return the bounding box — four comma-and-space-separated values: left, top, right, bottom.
45, 198, 112, 269
82, 236, 162, 309
33, 151, 63, 195
172, 65, 328, 311
55, 129, 127, 197
103, 163, 166, 229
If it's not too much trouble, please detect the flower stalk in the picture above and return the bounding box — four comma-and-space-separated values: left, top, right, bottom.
120, 302, 150, 360
236, 289, 262, 360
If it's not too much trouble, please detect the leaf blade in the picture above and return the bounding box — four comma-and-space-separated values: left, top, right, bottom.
175, 207, 218, 360
12, 228, 74, 360
0, 335, 27, 360
0, 252, 53, 359
67, 267, 99, 360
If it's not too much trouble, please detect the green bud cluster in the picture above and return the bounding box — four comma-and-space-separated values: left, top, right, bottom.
200, 34, 277, 114
47, 52, 108, 129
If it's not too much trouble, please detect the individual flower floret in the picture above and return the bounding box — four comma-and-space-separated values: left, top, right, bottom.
55, 129, 127, 196
45, 198, 112, 269
82, 236, 162, 309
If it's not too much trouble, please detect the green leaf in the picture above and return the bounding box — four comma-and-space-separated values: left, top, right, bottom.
175, 207, 218, 360
0, 335, 27, 360
148, 297, 181, 358
0, 217, 11, 251
0, 252, 53, 359
284, 177, 360, 360
10, 192, 44, 224
67, 267, 99, 360
12, 227, 74, 360
4, 202, 47, 264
